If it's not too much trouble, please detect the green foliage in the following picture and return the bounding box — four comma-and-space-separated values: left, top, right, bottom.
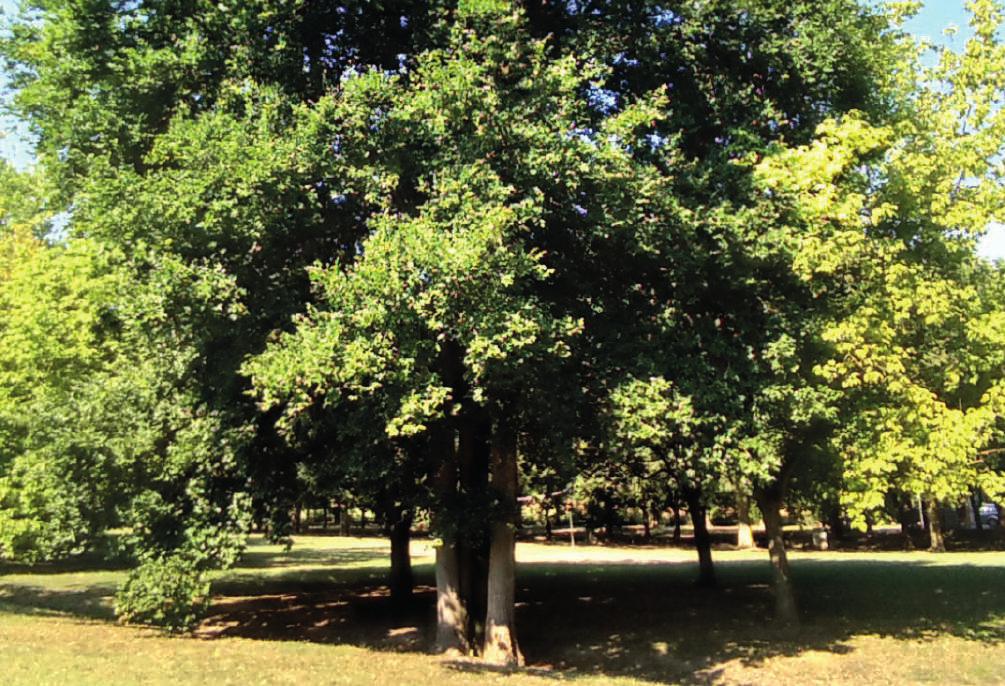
115, 554, 212, 632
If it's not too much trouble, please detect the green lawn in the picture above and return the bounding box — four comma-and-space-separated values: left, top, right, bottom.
2, 535, 1004, 685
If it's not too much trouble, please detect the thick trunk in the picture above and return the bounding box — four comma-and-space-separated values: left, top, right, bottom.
686, 490, 716, 587
389, 512, 414, 607
433, 433, 471, 654
757, 490, 798, 625
736, 490, 755, 549
927, 498, 946, 552
457, 414, 490, 649
435, 541, 469, 654
482, 422, 523, 667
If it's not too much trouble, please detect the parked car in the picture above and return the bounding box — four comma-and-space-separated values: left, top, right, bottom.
979, 502, 1001, 528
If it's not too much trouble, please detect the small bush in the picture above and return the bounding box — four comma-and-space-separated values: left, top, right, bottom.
115, 555, 211, 632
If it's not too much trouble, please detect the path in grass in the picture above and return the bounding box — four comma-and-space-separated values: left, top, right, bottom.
2, 535, 1005, 685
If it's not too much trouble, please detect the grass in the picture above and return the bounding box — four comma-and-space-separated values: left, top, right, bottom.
2, 535, 1005, 685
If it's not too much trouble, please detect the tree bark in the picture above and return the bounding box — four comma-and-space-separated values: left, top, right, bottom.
433, 436, 471, 654
672, 504, 682, 543
482, 421, 523, 666
339, 506, 351, 536
736, 490, 755, 549
642, 504, 652, 542
927, 497, 946, 552
435, 540, 469, 654
826, 504, 846, 543
757, 489, 798, 625
972, 492, 984, 532
457, 413, 490, 649
685, 489, 716, 587
389, 511, 414, 607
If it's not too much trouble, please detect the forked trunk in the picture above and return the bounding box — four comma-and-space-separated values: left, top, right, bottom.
389, 512, 414, 608
736, 490, 755, 549
757, 489, 798, 625
482, 422, 523, 667
685, 490, 716, 587
927, 497, 946, 552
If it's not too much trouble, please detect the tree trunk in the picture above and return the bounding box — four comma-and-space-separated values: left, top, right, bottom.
672, 504, 682, 543
972, 493, 984, 532
927, 497, 946, 552
736, 490, 755, 549
685, 489, 716, 587
457, 413, 490, 649
757, 489, 798, 625
338, 505, 351, 536
294, 502, 302, 534
544, 505, 553, 541
643, 504, 652, 542
322, 504, 329, 531
435, 540, 470, 653
482, 421, 523, 666
826, 504, 846, 543
389, 511, 414, 608
433, 432, 471, 654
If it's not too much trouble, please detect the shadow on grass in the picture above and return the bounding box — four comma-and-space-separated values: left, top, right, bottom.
3, 539, 1005, 685
0, 582, 118, 621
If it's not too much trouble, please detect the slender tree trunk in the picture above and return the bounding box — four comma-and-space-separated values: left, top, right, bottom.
482, 421, 523, 666
294, 503, 302, 534
757, 489, 798, 625
544, 505, 553, 541
389, 511, 414, 607
322, 504, 329, 531
826, 504, 846, 544
339, 506, 351, 536
927, 498, 946, 552
964, 490, 980, 534
672, 504, 682, 543
643, 503, 652, 542
736, 490, 755, 549
685, 489, 716, 587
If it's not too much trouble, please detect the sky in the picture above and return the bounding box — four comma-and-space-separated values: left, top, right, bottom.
1, 0, 1002, 258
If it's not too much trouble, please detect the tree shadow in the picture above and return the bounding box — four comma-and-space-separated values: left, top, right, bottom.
3, 540, 1005, 685
198, 555, 1005, 684
0, 582, 118, 621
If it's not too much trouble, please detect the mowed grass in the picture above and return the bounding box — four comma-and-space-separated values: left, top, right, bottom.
2, 535, 1005, 685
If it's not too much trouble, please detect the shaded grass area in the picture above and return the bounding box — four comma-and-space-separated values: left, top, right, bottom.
2, 536, 1005, 685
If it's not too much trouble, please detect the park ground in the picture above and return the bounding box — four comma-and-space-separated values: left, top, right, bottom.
2, 535, 1004, 685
